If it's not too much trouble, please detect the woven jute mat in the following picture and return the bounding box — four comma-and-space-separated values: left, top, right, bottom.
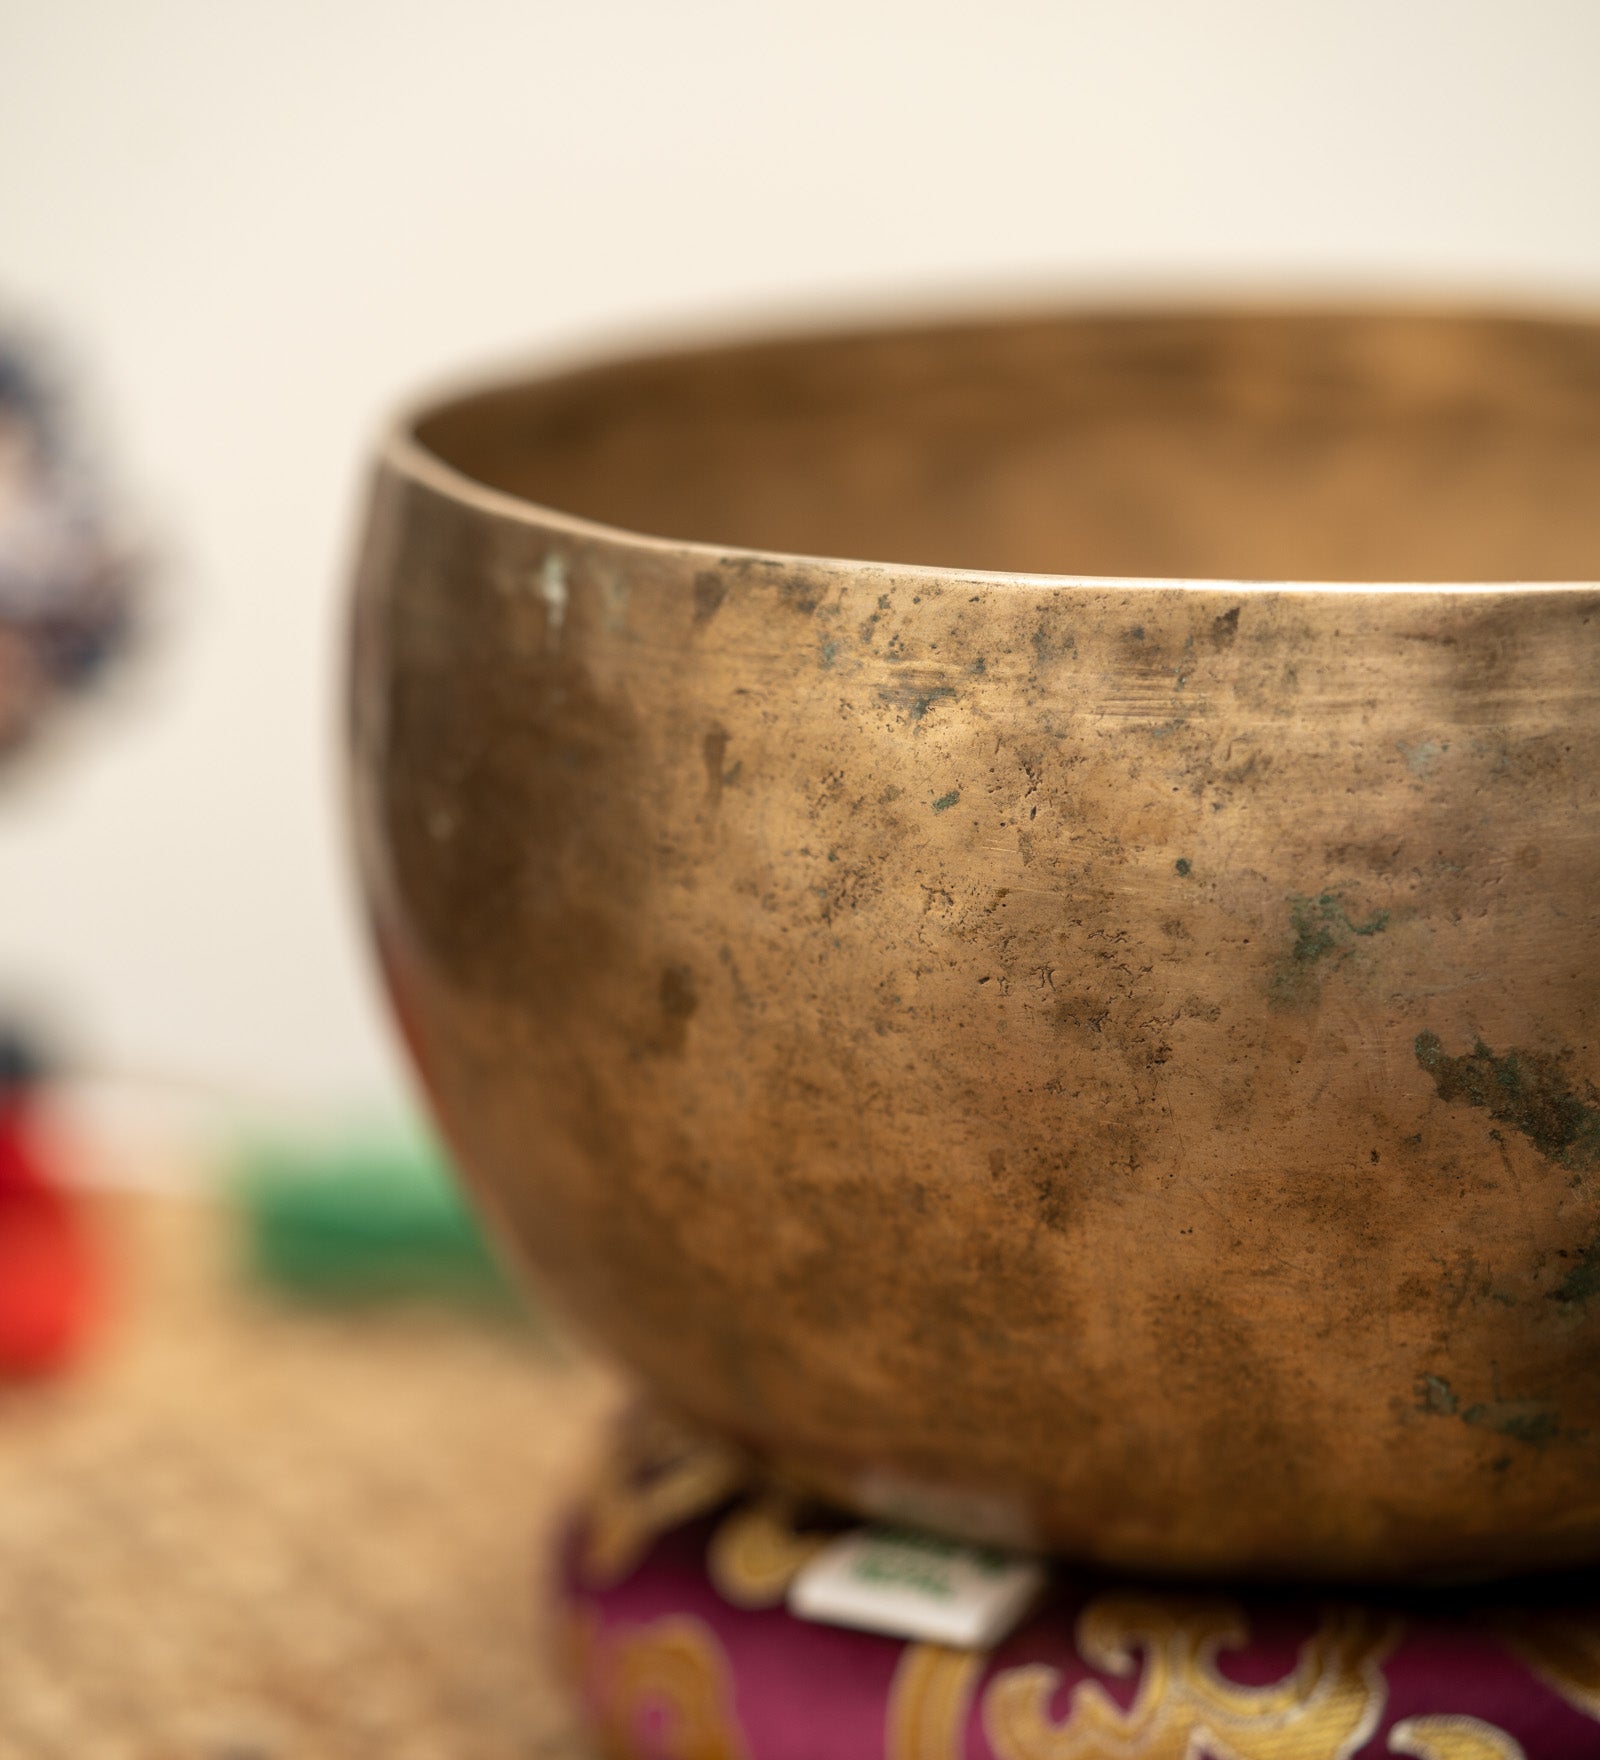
0, 1193, 621, 1759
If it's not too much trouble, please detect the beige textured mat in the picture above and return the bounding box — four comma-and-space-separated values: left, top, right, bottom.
0, 1194, 620, 1758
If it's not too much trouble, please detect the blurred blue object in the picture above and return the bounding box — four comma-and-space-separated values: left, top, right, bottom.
0, 323, 138, 762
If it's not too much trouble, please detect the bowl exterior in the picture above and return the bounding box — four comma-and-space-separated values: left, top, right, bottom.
351, 453, 1600, 1579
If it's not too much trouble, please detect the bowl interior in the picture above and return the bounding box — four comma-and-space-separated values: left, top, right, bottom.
414, 307, 1600, 584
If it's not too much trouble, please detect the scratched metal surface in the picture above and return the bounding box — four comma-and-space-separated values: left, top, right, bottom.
354, 308, 1600, 1579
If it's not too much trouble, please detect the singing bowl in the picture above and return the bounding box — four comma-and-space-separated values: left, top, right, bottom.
350, 306, 1600, 1580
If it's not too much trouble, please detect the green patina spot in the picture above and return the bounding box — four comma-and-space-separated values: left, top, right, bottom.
1417, 1373, 1562, 1444
1419, 1372, 1458, 1416
1398, 738, 1444, 776
1463, 1399, 1563, 1444
1174, 858, 1192, 877
908, 686, 956, 722
931, 790, 960, 814
1270, 891, 1389, 1008
1414, 1034, 1600, 1174
818, 638, 839, 669
877, 682, 958, 724
1553, 1234, 1600, 1306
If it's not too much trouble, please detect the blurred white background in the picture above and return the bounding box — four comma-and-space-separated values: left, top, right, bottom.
1, 0, 1598, 1111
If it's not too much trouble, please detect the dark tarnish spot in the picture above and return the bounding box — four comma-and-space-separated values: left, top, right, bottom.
692, 572, 727, 626
1414, 1034, 1600, 1173
702, 726, 730, 807
1051, 995, 1115, 1042
909, 686, 955, 721
1269, 892, 1389, 1009
656, 964, 699, 1055
1416, 1373, 1563, 1444
1031, 622, 1078, 666
877, 681, 958, 725
1030, 1173, 1073, 1231
780, 575, 822, 615
1211, 604, 1241, 645
1174, 858, 1192, 877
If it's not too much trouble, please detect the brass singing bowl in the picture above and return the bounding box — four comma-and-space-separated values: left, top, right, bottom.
350, 306, 1600, 1580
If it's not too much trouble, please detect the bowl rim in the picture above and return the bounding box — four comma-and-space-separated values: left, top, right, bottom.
379, 298, 1600, 600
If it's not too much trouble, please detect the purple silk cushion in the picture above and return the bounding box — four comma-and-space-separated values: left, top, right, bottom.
557, 1415, 1600, 1760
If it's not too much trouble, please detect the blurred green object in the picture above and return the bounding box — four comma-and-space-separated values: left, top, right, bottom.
232, 1126, 520, 1313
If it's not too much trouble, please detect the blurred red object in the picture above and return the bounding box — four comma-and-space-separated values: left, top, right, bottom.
0, 1035, 97, 1377
0, 320, 135, 1376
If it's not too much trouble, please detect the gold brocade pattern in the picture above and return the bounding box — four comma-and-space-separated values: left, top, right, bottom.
581, 1412, 747, 1587
887, 1642, 986, 1760
707, 1490, 831, 1608
581, 1610, 751, 1760
983, 1595, 1397, 1760
1387, 1714, 1526, 1759
1500, 1612, 1600, 1722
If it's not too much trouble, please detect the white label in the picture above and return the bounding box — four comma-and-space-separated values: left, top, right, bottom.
787, 1525, 1045, 1649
